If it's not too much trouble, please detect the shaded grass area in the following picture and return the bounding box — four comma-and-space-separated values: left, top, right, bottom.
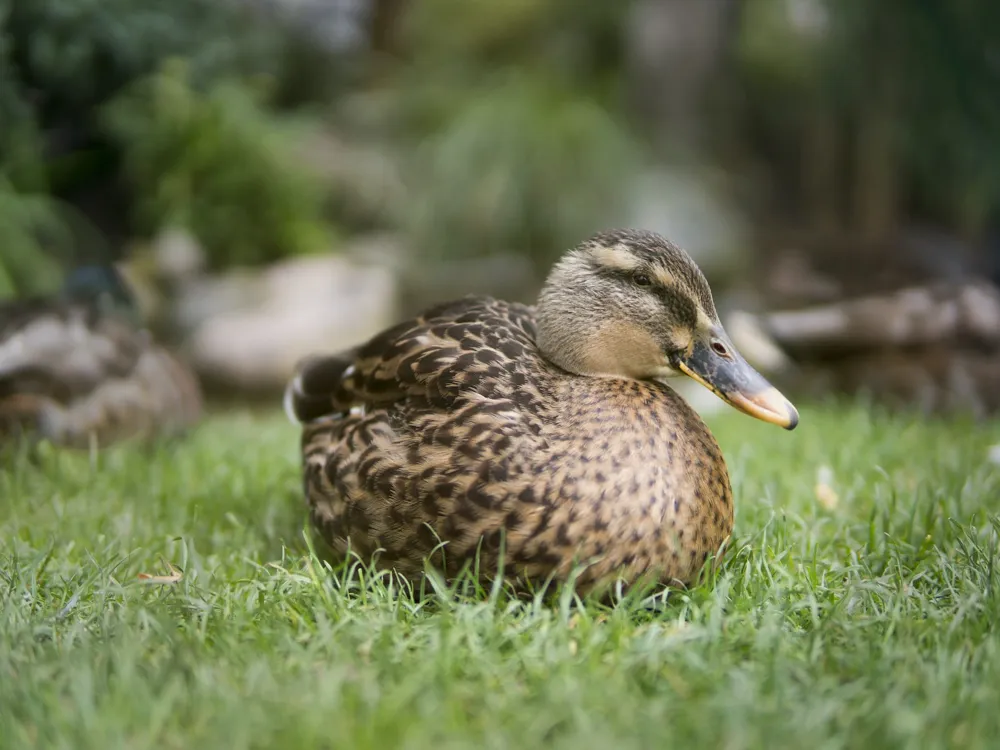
2, 404, 999, 749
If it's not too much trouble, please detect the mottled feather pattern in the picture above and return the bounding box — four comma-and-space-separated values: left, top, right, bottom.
0, 297, 202, 449
290, 295, 734, 593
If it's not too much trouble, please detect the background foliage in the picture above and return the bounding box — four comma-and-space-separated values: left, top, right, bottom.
0, 0, 343, 293
104, 61, 333, 269
736, 0, 1000, 240
1, 0, 998, 296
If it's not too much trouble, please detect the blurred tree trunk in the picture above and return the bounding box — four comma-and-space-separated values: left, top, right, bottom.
801, 99, 840, 237
850, 12, 900, 245
368, 0, 407, 81
370, 0, 406, 55
625, 0, 743, 157
852, 96, 898, 245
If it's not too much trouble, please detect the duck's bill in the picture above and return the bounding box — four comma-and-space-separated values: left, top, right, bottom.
677, 338, 799, 430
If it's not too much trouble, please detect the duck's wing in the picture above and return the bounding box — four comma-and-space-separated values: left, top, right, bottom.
0, 299, 202, 448
285, 296, 540, 424
286, 296, 551, 577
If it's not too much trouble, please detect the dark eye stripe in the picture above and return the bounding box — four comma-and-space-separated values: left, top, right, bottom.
663, 294, 699, 328
594, 264, 701, 326
593, 265, 644, 285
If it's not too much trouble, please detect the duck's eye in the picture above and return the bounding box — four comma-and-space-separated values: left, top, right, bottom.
633, 273, 652, 287
710, 340, 731, 357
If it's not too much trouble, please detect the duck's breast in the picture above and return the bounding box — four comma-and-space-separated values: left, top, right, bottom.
512, 376, 734, 586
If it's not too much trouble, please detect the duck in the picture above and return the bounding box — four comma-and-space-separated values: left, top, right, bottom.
284, 229, 799, 595
0, 263, 203, 451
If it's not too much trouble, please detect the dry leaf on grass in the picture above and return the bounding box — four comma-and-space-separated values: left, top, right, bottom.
814, 465, 839, 510
137, 559, 183, 584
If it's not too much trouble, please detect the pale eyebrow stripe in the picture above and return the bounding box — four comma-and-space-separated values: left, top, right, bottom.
590, 244, 640, 272
653, 267, 675, 287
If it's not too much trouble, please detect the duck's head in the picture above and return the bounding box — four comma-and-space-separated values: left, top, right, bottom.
536, 229, 799, 430
61, 264, 139, 321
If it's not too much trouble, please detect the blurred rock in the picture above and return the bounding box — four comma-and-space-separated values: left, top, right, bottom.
117, 229, 208, 338
760, 280, 1000, 357
726, 276, 1000, 418
173, 271, 266, 335
153, 227, 206, 283
723, 310, 792, 372
178, 243, 398, 393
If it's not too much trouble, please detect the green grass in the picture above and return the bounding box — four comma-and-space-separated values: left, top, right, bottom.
2, 403, 1000, 749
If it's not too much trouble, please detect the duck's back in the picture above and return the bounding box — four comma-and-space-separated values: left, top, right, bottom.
0, 297, 202, 448
290, 296, 733, 591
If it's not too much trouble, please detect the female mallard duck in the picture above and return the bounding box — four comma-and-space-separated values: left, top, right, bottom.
0, 264, 203, 450
285, 229, 798, 594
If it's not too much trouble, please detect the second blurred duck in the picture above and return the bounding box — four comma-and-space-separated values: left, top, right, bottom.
0, 264, 203, 451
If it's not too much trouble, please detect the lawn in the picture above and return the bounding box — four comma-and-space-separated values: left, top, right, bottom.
2, 402, 999, 749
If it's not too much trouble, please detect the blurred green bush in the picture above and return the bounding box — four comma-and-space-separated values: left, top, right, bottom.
0, 179, 68, 299
362, 0, 640, 269
0, 0, 342, 297
402, 75, 639, 270
3, 0, 998, 300
104, 60, 333, 270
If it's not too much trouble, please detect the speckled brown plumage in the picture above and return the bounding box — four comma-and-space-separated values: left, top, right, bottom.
0, 279, 203, 450
287, 229, 797, 595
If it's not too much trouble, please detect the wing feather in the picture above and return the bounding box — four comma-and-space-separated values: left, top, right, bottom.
285, 296, 538, 423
